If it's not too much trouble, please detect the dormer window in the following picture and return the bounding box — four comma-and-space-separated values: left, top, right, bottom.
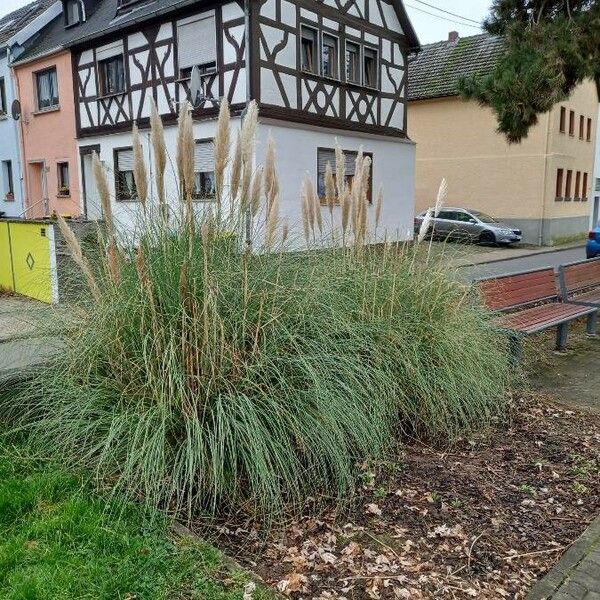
65, 0, 80, 26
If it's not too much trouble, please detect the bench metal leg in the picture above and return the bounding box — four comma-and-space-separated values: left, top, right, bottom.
586, 312, 598, 336
509, 334, 523, 364
556, 323, 568, 351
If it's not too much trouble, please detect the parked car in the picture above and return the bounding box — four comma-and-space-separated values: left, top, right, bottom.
414, 207, 522, 245
586, 225, 600, 258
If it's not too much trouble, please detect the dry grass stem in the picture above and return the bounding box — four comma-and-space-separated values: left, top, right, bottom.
132, 122, 148, 209
214, 100, 231, 204
301, 179, 312, 244
263, 133, 278, 202
281, 219, 289, 245
177, 103, 195, 229
341, 189, 351, 236
56, 215, 101, 301
265, 190, 280, 250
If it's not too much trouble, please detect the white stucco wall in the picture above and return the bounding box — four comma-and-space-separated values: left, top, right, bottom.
0, 50, 24, 217
79, 116, 416, 247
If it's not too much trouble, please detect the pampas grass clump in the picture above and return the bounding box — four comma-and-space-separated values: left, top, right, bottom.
2, 100, 511, 522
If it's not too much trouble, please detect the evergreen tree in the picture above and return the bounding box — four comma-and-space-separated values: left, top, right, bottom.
459, 0, 600, 143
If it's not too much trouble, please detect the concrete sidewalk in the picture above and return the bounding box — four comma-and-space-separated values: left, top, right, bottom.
0, 296, 62, 383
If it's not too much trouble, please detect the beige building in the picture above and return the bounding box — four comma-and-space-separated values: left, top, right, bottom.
408, 33, 598, 245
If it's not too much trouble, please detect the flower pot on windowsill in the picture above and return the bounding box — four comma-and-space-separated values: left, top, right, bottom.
58, 187, 70, 197
4, 192, 14, 201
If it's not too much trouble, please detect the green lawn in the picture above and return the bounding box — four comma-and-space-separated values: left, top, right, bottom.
0, 440, 266, 600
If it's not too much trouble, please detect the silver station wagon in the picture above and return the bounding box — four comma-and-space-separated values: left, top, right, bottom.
414, 207, 522, 245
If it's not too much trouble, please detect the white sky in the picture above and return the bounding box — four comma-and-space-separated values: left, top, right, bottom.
0, 0, 493, 44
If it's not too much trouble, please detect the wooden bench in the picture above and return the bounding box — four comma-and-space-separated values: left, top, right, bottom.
477, 267, 598, 361
559, 258, 600, 310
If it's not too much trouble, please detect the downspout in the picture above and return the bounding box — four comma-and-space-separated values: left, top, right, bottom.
539, 111, 552, 246
8, 46, 28, 219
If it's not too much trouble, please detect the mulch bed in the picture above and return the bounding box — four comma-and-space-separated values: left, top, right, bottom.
213, 395, 600, 599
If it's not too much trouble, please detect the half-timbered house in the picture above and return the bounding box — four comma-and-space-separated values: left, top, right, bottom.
33, 0, 420, 240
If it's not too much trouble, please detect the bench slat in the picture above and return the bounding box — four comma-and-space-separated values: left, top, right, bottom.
562, 259, 600, 293
497, 302, 594, 334
479, 268, 557, 311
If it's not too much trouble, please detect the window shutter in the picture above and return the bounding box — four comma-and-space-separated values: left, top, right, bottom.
317, 149, 359, 175
178, 15, 216, 70
117, 149, 134, 171
194, 141, 214, 172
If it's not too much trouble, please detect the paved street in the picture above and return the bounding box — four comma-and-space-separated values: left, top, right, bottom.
460, 245, 587, 280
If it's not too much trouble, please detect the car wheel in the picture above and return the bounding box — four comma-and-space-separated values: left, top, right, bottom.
479, 230, 496, 245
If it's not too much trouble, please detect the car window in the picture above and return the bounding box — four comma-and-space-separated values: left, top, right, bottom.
437, 210, 455, 220
470, 210, 498, 223
454, 212, 474, 223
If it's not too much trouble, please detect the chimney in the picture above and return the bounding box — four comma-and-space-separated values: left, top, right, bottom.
448, 31, 459, 43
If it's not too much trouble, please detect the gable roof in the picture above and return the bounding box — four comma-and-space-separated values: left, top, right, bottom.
0, 0, 57, 46
408, 33, 505, 102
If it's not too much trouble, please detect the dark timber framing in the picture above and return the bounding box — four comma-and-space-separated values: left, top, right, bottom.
73, 0, 419, 139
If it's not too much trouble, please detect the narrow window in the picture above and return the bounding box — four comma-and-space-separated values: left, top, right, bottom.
193, 140, 216, 200
582, 172, 588, 200
322, 33, 338, 79
587, 118, 592, 142
35, 67, 59, 111
579, 115, 584, 139
57, 162, 70, 195
115, 148, 137, 200
99, 55, 125, 96
0, 77, 6, 114
559, 107, 566, 133
65, 0, 80, 26
556, 168, 564, 199
363, 46, 378, 88
596, 178, 600, 193
569, 110, 575, 136
177, 14, 217, 80
575, 171, 581, 198
345, 42, 360, 84
2, 161, 14, 199
565, 169, 573, 198
301, 26, 318, 74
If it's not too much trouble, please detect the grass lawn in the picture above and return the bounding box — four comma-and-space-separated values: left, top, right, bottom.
0, 439, 268, 600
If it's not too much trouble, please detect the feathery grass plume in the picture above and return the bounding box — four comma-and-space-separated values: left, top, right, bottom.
92, 152, 113, 239
351, 152, 364, 237
325, 162, 336, 217
56, 215, 100, 302
301, 177, 312, 244
334, 140, 346, 197
417, 208, 433, 244
132, 122, 148, 209
239, 101, 259, 213
177, 102, 195, 229
434, 177, 448, 217
312, 181, 323, 235
250, 165, 263, 217
375, 184, 384, 229
150, 98, 167, 219
265, 190, 280, 250
341, 189, 351, 237
106, 242, 121, 286
230, 133, 242, 206
263, 132, 278, 201
214, 99, 231, 204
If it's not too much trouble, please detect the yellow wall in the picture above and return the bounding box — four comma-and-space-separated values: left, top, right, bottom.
409, 81, 598, 227
0, 221, 57, 304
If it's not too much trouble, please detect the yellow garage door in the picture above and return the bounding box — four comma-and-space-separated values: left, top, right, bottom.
7, 222, 57, 304
0, 221, 15, 291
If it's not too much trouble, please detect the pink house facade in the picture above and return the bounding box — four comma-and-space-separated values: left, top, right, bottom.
14, 49, 80, 218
